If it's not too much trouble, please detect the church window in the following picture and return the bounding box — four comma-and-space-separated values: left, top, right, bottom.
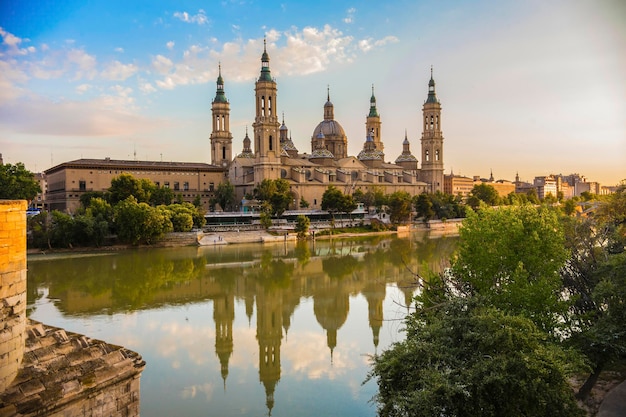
269, 135, 273, 151
425, 150, 430, 161
222, 146, 226, 160
261, 96, 265, 117
435, 149, 440, 161
430, 115, 434, 129
435, 115, 439, 129
268, 96, 272, 116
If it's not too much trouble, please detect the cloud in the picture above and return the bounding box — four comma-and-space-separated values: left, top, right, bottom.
0, 91, 161, 137
114, 47, 124, 53
358, 35, 399, 53
76, 83, 91, 94
66, 48, 98, 80
101, 60, 138, 81
152, 54, 174, 74
139, 82, 157, 94
0, 27, 36, 55
173, 9, 209, 25
343, 8, 356, 24
166, 41, 175, 50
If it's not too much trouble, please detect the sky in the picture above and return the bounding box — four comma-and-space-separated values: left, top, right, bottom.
1, 0, 624, 186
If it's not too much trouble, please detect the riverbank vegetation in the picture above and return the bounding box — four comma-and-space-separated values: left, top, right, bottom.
368, 183, 626, 416
28, 173, 206, 249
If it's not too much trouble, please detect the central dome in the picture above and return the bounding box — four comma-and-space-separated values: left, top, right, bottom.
312, 120, 346, 138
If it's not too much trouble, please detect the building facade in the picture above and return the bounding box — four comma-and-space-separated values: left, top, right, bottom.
226, 45, 445, 208
45, 158, 225, 213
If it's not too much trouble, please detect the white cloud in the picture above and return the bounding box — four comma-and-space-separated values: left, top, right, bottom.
76, 83, 91, 94
66, 48, 97, 80
358, 36, 399, 53
0, 27, 36, 56
139, 82, 157, 94
152, 54, 174, 74
101, 60, 138, 81
173, 9, 209, 25
114, 47, 124, 53
343, 8, 356, 24
166, 41, 175, 50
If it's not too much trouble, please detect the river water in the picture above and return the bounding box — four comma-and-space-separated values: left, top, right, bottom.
26, 233, 457, 417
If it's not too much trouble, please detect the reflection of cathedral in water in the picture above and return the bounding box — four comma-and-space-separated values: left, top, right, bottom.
205, 236, 455, 415
28, 235, 456, 415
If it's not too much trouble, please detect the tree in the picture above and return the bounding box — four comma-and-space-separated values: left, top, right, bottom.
467, 183, 500, 209
79, 191, 105, 209
114, 196, 172, 244
299, 196, 309, 209
294, 215, 310, 239
213, 181, 235, 211
414, 193, 434, 221
108, 173, 153, 205
321, 185, 344, 223
429, 191, 465, 219
151, 186, 175, 206
387, 191, 412, 224
368, 298, 584, 417
269, 178, 292, 217
451, 205, 569, 332
0, 162, 41, 201
321, 185, 356, 225
560, 185, 626, 400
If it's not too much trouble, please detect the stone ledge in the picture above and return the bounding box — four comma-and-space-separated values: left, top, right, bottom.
0, 320, 145, 416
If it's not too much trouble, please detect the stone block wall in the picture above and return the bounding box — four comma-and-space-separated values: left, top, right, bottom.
0, 200, 27, 392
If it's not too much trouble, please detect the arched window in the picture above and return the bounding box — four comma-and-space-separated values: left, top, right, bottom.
269, 135, 273, 151
261, 96, 265, 117
425, 150, 430, 161
435, 149, 440, 161
222, 146, 226, 160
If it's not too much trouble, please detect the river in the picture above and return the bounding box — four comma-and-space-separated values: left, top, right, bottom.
26, 232, 457, 417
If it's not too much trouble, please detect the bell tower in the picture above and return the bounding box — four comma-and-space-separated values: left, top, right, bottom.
252, 39, 281, 183
420, 67, 444, 192
210, 64, 233, 167
365, 84, 383, 151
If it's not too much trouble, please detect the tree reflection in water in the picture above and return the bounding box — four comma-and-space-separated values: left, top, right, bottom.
27, 233, 457, 417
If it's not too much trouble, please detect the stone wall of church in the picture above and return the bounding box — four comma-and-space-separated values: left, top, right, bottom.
0, 200, 27, 392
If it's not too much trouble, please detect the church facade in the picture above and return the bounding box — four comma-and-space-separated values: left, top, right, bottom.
214, 42, 445, 210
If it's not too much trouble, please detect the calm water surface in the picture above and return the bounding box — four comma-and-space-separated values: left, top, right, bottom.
27, 233, 457, 417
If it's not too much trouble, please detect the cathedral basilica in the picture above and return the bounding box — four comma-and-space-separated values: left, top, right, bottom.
211, 41, 445, 209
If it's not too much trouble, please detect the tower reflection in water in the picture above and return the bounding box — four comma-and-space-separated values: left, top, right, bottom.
27, 234, 457, 415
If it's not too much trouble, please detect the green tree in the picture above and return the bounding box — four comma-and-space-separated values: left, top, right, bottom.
163, 204, 194, 232
294, 215, 310, 239
79, 191, 105, 209
114, 196, 172, 244
368, 298, 584, 417
49, 211, 75, 248
467, 183, 500, 209
269, 178, 292, 217
299, 196, 309, 209
429, 191, 465, 219
562, 198, 577, 216
560, 185, 626, 400
213, 181, 235, 211
108, 173, 154, 205
150, 186, 175, 206
387, 191, 412, 224
526, 188, 540, 204
322, 185, 356, 225
321, 185, 344, 223
0, 162, 41, 201
414, 193, 434, 221
451, 205, 569, 332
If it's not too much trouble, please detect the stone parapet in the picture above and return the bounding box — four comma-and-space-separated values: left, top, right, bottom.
0, 200, 27, 392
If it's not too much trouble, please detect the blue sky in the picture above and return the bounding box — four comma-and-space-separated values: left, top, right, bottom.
1, 0, 624, 185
